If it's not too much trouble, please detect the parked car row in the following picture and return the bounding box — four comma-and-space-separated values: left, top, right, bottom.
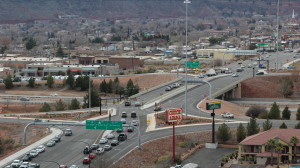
165, 83, 180, 91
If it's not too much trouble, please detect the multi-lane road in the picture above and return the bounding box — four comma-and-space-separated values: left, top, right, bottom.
2, 52, 300, 167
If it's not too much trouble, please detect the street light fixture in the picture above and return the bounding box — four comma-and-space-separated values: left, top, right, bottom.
184, 0, 191, 117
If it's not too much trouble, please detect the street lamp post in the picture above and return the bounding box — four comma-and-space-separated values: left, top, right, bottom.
89, 72, 91, 113
72, 141, 91, 168
184, 0, 191, 117
276, 0, 280, 72
201, 80, 211, 99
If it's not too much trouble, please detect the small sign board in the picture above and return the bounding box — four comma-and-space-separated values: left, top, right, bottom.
184, 61, 200, 68
165, 108, 182, 123
206, 101, 221, 110
86, 120, 122, 130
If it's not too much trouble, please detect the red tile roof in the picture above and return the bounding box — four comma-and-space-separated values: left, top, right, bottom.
239, 128, 300, 146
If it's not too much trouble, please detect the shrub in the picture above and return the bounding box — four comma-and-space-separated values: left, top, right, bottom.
155, 153, 172, 164
258, 112, 268, 119
246, 105, 267, 118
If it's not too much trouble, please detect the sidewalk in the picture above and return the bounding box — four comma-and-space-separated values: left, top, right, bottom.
0, 107, 116, 167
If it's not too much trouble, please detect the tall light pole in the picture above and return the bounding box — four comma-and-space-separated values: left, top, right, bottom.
276, 0, 280, 71
89, 71, 91, 113
184, 0, 191, 117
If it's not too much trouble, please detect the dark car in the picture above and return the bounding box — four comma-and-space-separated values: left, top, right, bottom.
118, 133, 127, 141
83, 146, 92, 154
131, 112, 137, 118
22, 153, 32, 162
28, 163, 40, 168
111, 140, 119, 146
236, 68, 243, 72
52, 135, 61, 142
124, 101, 131, 106
121, 112, 127, 118
90, 144, 99, 150
34, 119, 43, 122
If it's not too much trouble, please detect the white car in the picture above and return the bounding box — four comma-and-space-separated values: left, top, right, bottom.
221, 112, 234, 119
11, 160, 22, 168
99, 138, 108, 144
29, 150, 39, 157
96, 147, 105, 155
70, 165, 79, 168
107, 133, 115, 139
50, 93, 58, 97
36, 145, 45, 153
131, 120, 138, 126
19, 162, 30, 168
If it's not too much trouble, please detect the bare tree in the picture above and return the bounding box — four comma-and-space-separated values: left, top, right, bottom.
278, 77, 294, 98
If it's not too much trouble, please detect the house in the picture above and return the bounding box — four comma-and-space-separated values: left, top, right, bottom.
238, 129, 300, 165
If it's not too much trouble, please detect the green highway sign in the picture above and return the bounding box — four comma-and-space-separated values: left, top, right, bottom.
184, 61, 200, 68
257, 43, 268, 46
206, 101, 221, 110
86, 120, 122, 130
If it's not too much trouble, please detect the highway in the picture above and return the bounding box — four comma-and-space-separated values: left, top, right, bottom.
2, 51, 300, 167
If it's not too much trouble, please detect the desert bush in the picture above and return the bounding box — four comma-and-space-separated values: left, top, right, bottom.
246, 105, 267, 118
179, 141, 188, 148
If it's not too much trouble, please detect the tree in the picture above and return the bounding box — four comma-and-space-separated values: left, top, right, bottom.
27, 77, 35, 88
25, 37, 36, 50
279, 122, 287, 129
4, 74, 13, 89
100, 80, 108, 93
69, 98, 80, 110
83, 89, 100, 108
66, 74, 75, 89
108, 79, 113, 93
113, 77, 120, 93
263, 119, 273, 131
91, 37, 104, 43
236, 123, 246, 143
296, 107, 300, 120
278, 77, 294, 97
282, 106, 291, 120
275, 142, 284, 168
39, 103, 51, 112
55, 99, 66, 111
56, 45, 65, 58
266, 139, 276, 166
247, 117, 260, 136
216, 123, 231, 143
268, 102, 281, 119
290, 136, 299, 163
75, 76, 83, 89
295, 122, 300, 129
245, 105, 267, 118
47, 75, 54, 88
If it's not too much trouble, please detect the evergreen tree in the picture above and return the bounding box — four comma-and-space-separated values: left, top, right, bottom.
236, 123, 246, 143
113, 77, 120, 93
100, 80, 108, 93
83, 89, 100, 108
296, 107, 300, 120
263, 119, 273, 131
81, 75, 91, 91
39, 103, 51, 112
28, 77, 35, 88
75, 76, 83, 89
247, 117, 260, 136
294, 122, 300, 129
69, 98, 80, 110
282, 106, 291, 120
216, 123, 231, 143
108, 79, 113, 93
4, 74, 13, 89
47, 75, 54, 88
66, 74, 75, 89
56, 45, 65, 58
25, 37, 36, 50
268, 102, 281, 119
55, 99, 66, 111
279, 122, 288, 129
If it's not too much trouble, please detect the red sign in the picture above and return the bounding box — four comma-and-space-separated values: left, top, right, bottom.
165, 108, 182, 123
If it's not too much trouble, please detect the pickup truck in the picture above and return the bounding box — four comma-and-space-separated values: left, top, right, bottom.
221, 112, 234, 118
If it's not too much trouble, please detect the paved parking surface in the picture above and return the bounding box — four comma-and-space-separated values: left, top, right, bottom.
182, 147, 236, 168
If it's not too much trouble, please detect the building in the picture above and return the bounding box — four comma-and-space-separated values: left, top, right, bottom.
195, 48, 257, 61
0, 67, 13, 79
238, 129, 300, 165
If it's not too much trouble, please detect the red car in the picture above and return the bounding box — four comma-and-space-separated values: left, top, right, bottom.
88, 153, 96, 159
82, 157, 91, 164
127, 126, 134, 132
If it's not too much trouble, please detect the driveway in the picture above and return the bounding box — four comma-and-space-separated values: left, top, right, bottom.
182, 147, 236, 168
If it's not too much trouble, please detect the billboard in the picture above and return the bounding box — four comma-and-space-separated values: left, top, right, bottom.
165, 108, 182, 123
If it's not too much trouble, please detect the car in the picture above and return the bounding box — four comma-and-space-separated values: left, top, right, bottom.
64, 128, 72, 136
256, 71, 264, 75
197, 74, 205, 78
4, 165, 12, 168
287, 65, 296, 69
59, 165, 68, 168
22, 153, 32, 162
11, 160, 22, 168
221, 112, 234, 119
127, 126, 134, 132
90, 144, 99, 150
124, 101, 131, 106
28, 163, 40, 168
19, 162, 30, 168
165, 86, 172, 91
238, 62, 242, 64
36, 145, 45, 153
96, 147, 105, 155
131, 112, 137, 118
50, 93, 58, 97
88, 153, 96, 159
131, 120, 138, 126
103, 145, 112, 151
121, 111, 127, 118
172, 83, 180, 88
33, 118, 43, 122
111, 139, 119, 146
236, 68, 243, 72
69, 165, 79, 168
46, 140, 56, 147
99, 138, 108, 144
83, 146, 92, 154
170, 165, 182, 168
29, 150, 38, 157
121, 118, 126, 124
240, 65, 245, 68
256, 58, 261, 61
52, 135, 61, 142
116, 128, 123, 133
107, 133, 115, 139
231, 73, 239, 77
293, 55, 298, 59
20, 97, 30, 101
134, 101, 141, 107
118, 133, 127, 141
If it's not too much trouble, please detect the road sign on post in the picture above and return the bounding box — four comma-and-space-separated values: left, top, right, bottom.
184, 61, 200, 67
206, 101, 221, 110
86, 120, 122, 130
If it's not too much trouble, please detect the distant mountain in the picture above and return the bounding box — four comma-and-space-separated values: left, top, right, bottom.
0, 0, 299, 24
